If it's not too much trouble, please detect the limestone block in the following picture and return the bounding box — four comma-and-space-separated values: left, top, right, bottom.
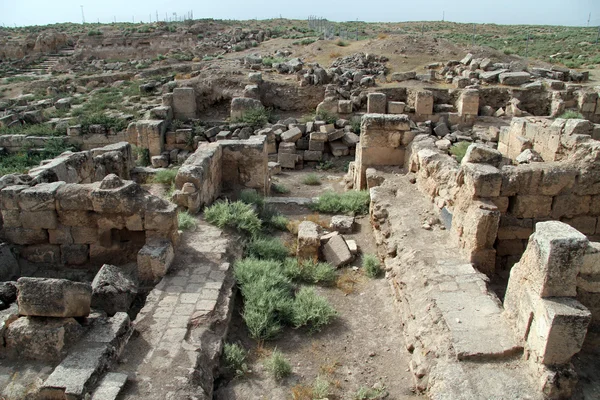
137, 239, 174, 282
230, 97, 263, 120
415, 91, 434, 115
48, 225, 73, 245
521, 221, 587, 297
20, 210, 58, 230
1, 228, 48, 245
581, 242, 600, 275
457, 89, 479, 116
361, 113, 411, 132
303, 150, 323, 162
462, 143, 502, 167
342, 132, 359, 148
55, 183, 95, 211
0, 243, 19, 281
0, 185, 29, 210
17, 277, 92, 317
18, 182, 64, 211
61, 244, 89, 265
322, 235, 353, 267
562, 216, 597, 236
320, 124, 335, 134
387, 101, 406, 114
136, 120, 166, 157
278, 152, 299, 169
328, 129, 345, 142
330, 215, 354, 234
366, 168, 385, 189
462, 163, 502, 198
346, 239, 358, 255
90, 175, 142, 214
528, 295, 591, 365
5, 316, 84, 361
144, 202, 177, 233
92, 264, 138, 316
172, 87, 196, 120
1, 209, 20, 228
338, 100, 352, 114
458, 201, 500, 250
309, 140, 325, 152
511, 195, 553, 219
551, 195, 590, 219
268, 161, 281, 176
297, 221, 321, 259
281, 127, 302, 142
367, 93, 387, 114
499, 72, 531, 85
330, 141, 349, 157
279, 142, 297, 154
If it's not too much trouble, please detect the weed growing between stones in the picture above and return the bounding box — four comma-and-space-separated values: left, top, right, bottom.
222, 343, 249, 378
0, 137, 76, 175
290, 287, 337, 332
264, 350, 292, 381
559, 110, 585, 119
177, 211, 197, 231
283, 258, 336, 285
234, 107, 272, 128
310, 191, 370, 215
362, 254, 382, 278
353, 384, 388, 399
449, 141, 471, 163
150, 168, 178, 185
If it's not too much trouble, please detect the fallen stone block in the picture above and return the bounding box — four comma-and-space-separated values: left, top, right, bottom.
297, 221, 321, 259
303, 150, 323, 162
367, 93, 387, 114
330, 141, 349, 157
17, 277, 92, 318
462, 143, 502, 167
92, 264, 138, 317
91, 372, 128, 400
322, 234, 353, 267
346, 239, 358, 255
137, 239, 174, 282
5, 316, 84, 361
281, 127, 302, 142
330, 215, 354, 234
499, 72, 531, 86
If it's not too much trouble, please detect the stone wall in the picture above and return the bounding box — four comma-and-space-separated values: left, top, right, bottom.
353, 114, 414, 189
0, 173, 178, 282
173, 135, 269, 213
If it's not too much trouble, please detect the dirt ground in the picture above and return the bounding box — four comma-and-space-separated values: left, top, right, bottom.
213, 169, 419, 400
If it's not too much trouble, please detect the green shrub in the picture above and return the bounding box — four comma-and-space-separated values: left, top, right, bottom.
78, 113, 127, 134
264, 350, 292, 380
268, 214, 289, 231
232, 44, 244, 52
362, 254, 382, 278
271, 183, 290, 194
204, 200, 262, 237
336, 40, 349, 47
449, 141, 471, 163
151, 168, 178, 185
135, 147, 150, 166
316, 110, 337, 124
0, 138, 75, 177
223, 343, 248, 377
262, 57, 288, 67
310, 191, 370, 215
559, 110, 585, 120
317, 161, 334, 171
283, 258, 336, 285
239, 189, 265, 207
291, 287, 337, 332
247, 237, 290, 261
202, 56, 213, 61
87, 30, 103, 36
302, 173, 321, 186
178, 211, 197, 231
354, 385, 387, 399
350, 117, 361, 134
235, 107, 271, 127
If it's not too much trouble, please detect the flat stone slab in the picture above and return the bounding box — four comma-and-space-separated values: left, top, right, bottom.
265, 196, 316, 205
91, 372, 128, 400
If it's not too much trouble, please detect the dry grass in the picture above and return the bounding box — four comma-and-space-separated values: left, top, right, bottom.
252, 341, 273, 360
286, 214, 330, 235
336, 270, 360, 295
329, 51, 342, 59
320, 360, 341, 376
377, 33, 388, 39
291, 384, 314, 400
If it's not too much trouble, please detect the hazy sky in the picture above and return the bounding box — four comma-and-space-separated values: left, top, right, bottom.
1, 0, 600, 27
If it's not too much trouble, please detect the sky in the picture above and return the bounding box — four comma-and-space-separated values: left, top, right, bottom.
1, 0, 599, 28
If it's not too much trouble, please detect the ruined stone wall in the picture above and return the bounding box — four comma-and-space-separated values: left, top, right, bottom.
499, 117, 600, 162
0, 174, 178, 281
353, 114, 414, 189
173, 136, 269, 213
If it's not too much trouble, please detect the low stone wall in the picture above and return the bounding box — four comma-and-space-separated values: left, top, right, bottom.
0, 173, 178, 281
173, 136, 269, 213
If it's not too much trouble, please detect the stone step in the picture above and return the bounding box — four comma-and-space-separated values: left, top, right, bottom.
91, 372, 128, 400
265, 196, 316, 205
39, 312, 133, 399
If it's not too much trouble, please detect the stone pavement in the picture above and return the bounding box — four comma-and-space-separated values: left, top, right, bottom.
370, 170, 542, 399
116, 219, 242, 400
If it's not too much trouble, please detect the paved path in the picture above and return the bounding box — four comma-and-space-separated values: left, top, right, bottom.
117, 220, 241, 400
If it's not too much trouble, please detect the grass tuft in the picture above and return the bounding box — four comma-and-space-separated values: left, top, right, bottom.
178, 211, 197, 231
449, 141, 471, 163
283, 258, 336, 285
559, 110, 585, 119
362, 254, 382, 278
290, 287, 337, 332
310, 191, 370, 215
151, 168, 178, 185
271, 183, 290, 194
204, 200, 262, 237
247, 237, 291, 261
302, 173, 321, 186
264, 350, 292, 381
223, 343, 248, 377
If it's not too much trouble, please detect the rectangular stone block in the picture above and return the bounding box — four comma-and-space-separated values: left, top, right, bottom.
17, 277, 92, 317
172, 87, 196, 120
297, 221, 320, 259
415, 90, 434, 115
0, 185, 29, 210
137, 239, 174, 282
463, 163, 502, 198
367, 93, 387, 114
309, 140, 325, 152
1, 227, 48, 245
18, 182, 64, 211
338, 100, 352, 114
277, 152, 298, 169
322, 235, 352, 267
303, 150, 323, 161
20, 210, 58, 230
511, 195, 553, 218
61, 244, 89, 265
387, 101, 406, 114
